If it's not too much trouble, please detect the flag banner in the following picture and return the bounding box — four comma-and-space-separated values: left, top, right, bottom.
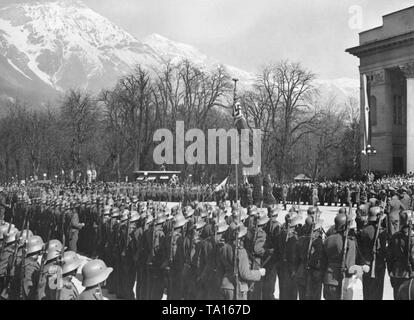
214, 177, 228, 192
233, 101, 248, 131
362, 74, 371, 153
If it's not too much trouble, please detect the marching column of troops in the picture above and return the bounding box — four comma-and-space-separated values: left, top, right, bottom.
0, 182, 413, 300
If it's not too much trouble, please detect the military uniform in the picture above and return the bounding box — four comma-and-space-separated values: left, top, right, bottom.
20, 255, 40, 300
219, 240, 262, 300
77, 286, 104, 300
321, 231, 356, 300
117, 220, 135, 299
68, 207, 84, 253
296, 227, 323, 300
244, 224, 266, 300
277, 223, 299, 300
358, 221, 387, 300
58, 275, 79, 300
199, 230, 222, 300
386, 227, 414, 299
262, 216, 281, 300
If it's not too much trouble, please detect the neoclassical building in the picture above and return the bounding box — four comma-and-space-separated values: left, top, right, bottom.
347, 6, 414, 174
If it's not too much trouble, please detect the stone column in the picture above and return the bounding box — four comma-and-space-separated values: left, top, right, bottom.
400, 62, 414, 174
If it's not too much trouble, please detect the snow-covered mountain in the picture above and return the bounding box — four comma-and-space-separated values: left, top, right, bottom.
315, 78, 360, 107
0, 0, 357, 107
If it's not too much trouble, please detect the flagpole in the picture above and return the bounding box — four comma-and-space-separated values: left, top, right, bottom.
235, 162, 239, 206
233, 78, 240, 207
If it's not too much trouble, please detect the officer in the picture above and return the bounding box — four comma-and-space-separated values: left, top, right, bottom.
68, 202, 85, 253
77, 259, 113, 300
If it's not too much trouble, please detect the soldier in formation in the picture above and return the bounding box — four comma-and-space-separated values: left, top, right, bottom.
0, 176, 413, 300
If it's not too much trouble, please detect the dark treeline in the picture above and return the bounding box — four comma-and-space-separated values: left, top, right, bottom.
0, 59, 361, 183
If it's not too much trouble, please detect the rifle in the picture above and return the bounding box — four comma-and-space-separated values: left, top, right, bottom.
125, 210, 131, 253
233, 209, 241, 300
166, 222, 174, 300
305, 217, 315, 299
339, 204, 351, 300
408, 210, 413, 276
35, 219, 53, 300
146, 219, 156, 300
19, 209, 30, 300
56, 208, 66, 300
370, 212, 382, 279
282, 219, 291, 263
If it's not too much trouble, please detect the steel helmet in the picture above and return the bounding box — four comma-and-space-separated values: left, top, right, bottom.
257, 212, 270, 226
216, 218, 229, 234
248, 205, 258, 216
307, 207, 317, 216
62, 251, 82, 275
17, 230, 34, 246
103, 205, 111, 216
111, 207, 120, 218
305, 216, 314, 226
0, 224, 13, 240
334, 214, 347, 231
5, 227, 19, 244
338, 208, 347, 215
368, 207, 381, 222
46, 239, 64, 262
82, 259, 113, 287
120, 210, 130, 222
174, 213, 187, 229
195, 220, 206, 231
129, 210, 140, 223
26, 236, 44, 255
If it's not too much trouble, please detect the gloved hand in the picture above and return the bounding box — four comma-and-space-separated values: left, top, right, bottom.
259, 268, 266, 276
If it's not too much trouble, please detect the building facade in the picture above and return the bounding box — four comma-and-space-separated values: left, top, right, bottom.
347, 6, 414, 175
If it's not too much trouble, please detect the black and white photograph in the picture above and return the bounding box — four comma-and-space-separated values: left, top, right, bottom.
0, 0, 414, 305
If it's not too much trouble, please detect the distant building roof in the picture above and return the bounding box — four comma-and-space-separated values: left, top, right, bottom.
134, 171, 181, 175
294, 174, 312, 181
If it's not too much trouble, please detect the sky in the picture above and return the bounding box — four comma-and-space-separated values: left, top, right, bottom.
1, 0, 414, 79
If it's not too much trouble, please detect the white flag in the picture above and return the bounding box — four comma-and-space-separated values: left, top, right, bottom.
215, 177, 228, 192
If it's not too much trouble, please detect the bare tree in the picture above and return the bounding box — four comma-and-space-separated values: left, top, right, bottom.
60, 90, 100, 177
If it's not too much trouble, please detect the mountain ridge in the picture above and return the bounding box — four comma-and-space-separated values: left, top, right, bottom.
0, 0, 358, 108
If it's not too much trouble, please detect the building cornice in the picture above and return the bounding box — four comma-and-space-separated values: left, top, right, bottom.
346, 31, 414, 58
